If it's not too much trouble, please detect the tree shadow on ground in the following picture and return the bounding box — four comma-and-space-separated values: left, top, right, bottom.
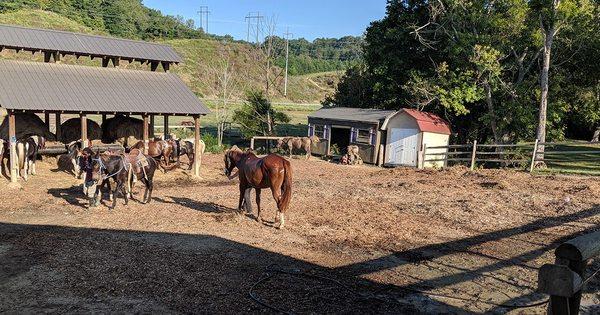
2, 205, 598, 313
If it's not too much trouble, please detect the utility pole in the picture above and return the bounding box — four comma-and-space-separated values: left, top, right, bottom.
198, 6, 210, 33
245, 12, 263, 44
284, 28, 293, 97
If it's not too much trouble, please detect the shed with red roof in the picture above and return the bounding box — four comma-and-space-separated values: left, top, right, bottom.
380, 109, 451, 167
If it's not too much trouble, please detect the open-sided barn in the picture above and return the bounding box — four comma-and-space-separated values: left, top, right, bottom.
0, 24, 210, 183
308, 107, 451, 167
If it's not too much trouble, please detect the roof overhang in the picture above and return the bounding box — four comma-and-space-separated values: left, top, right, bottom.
0, 24, 182, 64
0, 59, 209, 116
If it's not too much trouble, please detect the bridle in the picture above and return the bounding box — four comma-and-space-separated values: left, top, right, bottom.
91, 155, 126, 182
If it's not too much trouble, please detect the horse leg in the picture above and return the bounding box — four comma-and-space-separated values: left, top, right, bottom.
238, 184, 246, 212
146, 179, 153, 204
270, 179, 285, 228
120, 182, 129, 206
111, 180, 122, 209
31, 158, 36, 175
255, 189, 262, 223
188, 153, 194, 170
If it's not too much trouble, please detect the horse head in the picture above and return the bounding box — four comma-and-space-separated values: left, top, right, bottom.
309, 135, 321, 143
224, 145, 243, 177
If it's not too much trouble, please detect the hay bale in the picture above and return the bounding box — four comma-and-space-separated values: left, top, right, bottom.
102, 115, 143, 144
59, 118, 102, 143
0, 113, 55, 141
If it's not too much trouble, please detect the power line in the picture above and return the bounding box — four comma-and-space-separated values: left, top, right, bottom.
198, 6, 210, 33
245, 12, 264, 44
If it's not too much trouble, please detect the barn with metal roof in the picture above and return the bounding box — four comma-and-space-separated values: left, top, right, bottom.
307, 107, 451, 167
0, 24, 208, 183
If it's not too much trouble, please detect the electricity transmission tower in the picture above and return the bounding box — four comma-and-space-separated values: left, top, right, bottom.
198, 6, 210, 33
284, 28, 293, 97
245, 12, 263, 44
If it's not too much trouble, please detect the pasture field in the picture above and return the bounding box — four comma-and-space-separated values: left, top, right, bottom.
1, 154, 599, 313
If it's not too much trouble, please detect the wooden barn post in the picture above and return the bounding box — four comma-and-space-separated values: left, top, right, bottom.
163, 114, 169, 139
101, 114, 107, 125
193, 115, 201, 177
44, 112, 50, 129
55, 113, 62, 142
143, 114, 149, 154
80, 114, 88, 146
149, 115, 155, 138
8, 111, 17, 183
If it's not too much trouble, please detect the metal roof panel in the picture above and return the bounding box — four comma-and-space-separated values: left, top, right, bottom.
0, 24, 182, 63
0, 60, 209, 115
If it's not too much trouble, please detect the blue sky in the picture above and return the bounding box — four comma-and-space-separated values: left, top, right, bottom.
142, 0, 388, 41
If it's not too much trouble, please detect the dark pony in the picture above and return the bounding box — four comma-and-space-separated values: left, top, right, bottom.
224, 146, 293, 229
88, 148, 158, 209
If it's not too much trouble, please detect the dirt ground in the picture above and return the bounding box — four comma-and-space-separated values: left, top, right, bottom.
1, 154, 599, 314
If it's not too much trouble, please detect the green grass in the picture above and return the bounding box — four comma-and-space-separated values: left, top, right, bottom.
534, 142, 600, 175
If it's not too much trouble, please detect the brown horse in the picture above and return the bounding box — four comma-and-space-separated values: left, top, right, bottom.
224, 146, 293, 229
277, 136, 320, 160
130, 139, 178, 171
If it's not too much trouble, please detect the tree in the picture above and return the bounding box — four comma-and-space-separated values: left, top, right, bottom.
330, 0, 600, 144
232, 91, 290, 138
209, 45, 238, 146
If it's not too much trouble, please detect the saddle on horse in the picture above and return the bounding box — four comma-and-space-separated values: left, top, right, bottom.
124, 148, 150, 179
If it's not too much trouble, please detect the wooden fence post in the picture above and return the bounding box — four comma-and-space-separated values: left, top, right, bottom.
470, 140, 478, 171
421, 144, 428, 169
530, 139, 539, 173
163, 114, 169, 140
250, 137, 255, 150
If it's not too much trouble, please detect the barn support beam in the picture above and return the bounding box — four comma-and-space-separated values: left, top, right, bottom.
8, 111, 17, 183
193, 115, 201, 177
150, 62, 159, 72
143, 114, 149, 154
149, 115, 155, 138
55, 113, 62, 142
102, 57, 110, 67
163, 114, 169, 139
44, 112, 50, 130
102, 114, 107, 125
80, 114, 88, 146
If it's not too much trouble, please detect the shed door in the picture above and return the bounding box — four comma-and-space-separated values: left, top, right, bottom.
389, 128, 419, 166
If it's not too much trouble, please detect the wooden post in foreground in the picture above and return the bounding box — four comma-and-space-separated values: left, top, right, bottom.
80, 114, 88, 146
530, 139, 539, 173
163, 114, 169, 140
8, 111, 17, 183
55, 113, 62, 142
143, 114, 149, 154
193, 115, 201, 177
470, 140, 478, 171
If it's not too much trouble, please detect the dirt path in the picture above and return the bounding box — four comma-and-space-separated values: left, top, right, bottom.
1, 154, 599, 313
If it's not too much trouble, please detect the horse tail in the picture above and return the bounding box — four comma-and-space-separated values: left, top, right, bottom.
279, 158, 293, 212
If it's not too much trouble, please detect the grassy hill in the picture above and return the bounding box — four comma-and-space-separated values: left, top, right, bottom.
0, 10, 338, 103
